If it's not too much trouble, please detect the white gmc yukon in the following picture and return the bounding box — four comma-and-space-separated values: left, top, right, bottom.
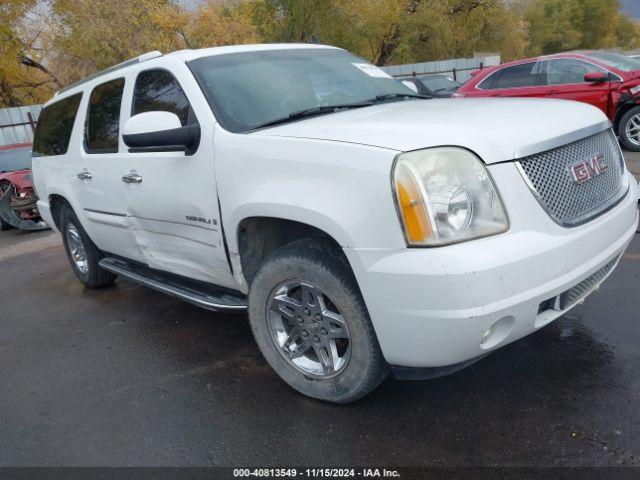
32, 44, 639, 403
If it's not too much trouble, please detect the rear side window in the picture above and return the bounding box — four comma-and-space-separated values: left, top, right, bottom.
85, 78, 125, 153
132, 69, 196, 126
32, 93, 82, 157
480, 63, 544, 90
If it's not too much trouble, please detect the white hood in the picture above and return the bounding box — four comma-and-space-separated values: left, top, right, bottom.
253, 98, 610, 164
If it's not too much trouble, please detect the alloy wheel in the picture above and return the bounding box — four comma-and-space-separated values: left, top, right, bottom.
65, 223, 89, 274
625, 113, 640, 147
267, 280, 351, 378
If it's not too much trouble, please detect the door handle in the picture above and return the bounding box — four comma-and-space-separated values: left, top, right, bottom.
76, 169, 92, 180
122, 172, 142, 184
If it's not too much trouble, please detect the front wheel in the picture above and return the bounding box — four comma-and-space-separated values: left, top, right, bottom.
248, 239, 388, 403
618, 106, 640, 152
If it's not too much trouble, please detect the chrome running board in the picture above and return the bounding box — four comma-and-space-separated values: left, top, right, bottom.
99, 257, 247, 312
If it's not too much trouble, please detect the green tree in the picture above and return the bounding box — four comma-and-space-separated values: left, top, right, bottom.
50, 0, 188, 86
522, 0, 640, 55
0, 0, 59, 107
184, 0, 260, 49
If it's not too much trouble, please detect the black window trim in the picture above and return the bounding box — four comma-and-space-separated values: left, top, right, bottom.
32, 92, 83, 158
83, 77, 126, 155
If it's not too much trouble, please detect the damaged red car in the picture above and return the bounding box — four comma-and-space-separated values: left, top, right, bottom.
0, 143, 47, 231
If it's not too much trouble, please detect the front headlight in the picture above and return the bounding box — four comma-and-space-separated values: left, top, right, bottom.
392, 147, 508, 246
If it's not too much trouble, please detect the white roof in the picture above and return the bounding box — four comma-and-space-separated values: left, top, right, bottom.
48, 43, 341, 105
168, 43, 340, 62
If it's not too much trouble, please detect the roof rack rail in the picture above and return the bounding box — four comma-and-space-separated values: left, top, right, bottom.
54, 51, 163, 97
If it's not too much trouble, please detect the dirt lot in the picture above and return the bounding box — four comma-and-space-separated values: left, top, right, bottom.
1, 153, 639, 467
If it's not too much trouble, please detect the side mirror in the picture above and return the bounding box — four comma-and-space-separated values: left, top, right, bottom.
584, 72, 609, 83
122, 111, 200, 156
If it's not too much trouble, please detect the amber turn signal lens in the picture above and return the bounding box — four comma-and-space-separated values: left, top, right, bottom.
395, 167, 432, 244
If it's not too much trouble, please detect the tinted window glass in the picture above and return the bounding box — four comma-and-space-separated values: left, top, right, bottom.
478, 70, 498, 89
546, 59, 603, 85
483, 63, 545, 89
497, 63, 546, 88
32, 93, 82, 157
132, 70, 194, 126
85, 78, 125, 152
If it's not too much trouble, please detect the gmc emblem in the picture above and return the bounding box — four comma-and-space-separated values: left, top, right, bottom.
570, 154, 607, 185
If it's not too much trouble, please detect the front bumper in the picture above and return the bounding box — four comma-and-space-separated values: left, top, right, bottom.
345, 166, 639, 369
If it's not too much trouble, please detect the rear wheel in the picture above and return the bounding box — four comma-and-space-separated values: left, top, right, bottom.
618, 106, 640, 152
248, 238, 388, 403
59, 205, 116, 288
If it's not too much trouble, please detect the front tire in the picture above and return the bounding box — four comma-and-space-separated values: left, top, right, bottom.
0, 182, 14, 231
59, 205, 116, 288
618, 106, 640, 152
0, 217, 11, 231
248, 238, 388, 403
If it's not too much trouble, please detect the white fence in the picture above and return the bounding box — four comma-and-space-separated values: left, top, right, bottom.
380, 55, 501, 83
0, 105, 42, 147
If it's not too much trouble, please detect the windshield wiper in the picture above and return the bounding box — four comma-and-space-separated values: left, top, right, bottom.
372, 92, 429, 102
251, 101, 374, 130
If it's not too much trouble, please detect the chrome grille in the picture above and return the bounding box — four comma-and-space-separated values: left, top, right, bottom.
518, 129, 627, 226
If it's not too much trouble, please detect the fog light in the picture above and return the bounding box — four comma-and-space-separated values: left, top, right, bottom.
479, 316, 515, 350
480, 324, 494, 345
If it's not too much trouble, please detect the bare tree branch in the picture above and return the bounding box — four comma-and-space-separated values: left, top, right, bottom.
17, 53, 61, 86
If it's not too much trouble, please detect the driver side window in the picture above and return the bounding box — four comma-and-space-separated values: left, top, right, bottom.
546, 59, 604, 85
132, 69, 198, 126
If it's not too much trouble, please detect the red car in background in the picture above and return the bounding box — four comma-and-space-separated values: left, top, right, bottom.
0, 143, 47, 231
455, 51, 640, 151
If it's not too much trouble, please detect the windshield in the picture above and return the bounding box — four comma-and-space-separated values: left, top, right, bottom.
0, 146, 32, 173
587, 52, 640, 72
188, 48, 416, 132
418, 75, 460, 91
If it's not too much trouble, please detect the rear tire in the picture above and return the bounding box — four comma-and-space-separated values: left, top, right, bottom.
618, 106, 640, 152
248, 238, 388, 403
59, 205, 116, 288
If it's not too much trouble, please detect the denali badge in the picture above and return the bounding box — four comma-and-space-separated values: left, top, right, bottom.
570, 154, 607, 185
186, 215, 217, 226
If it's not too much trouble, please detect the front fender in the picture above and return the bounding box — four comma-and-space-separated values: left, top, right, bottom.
215, 131, 407, 257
